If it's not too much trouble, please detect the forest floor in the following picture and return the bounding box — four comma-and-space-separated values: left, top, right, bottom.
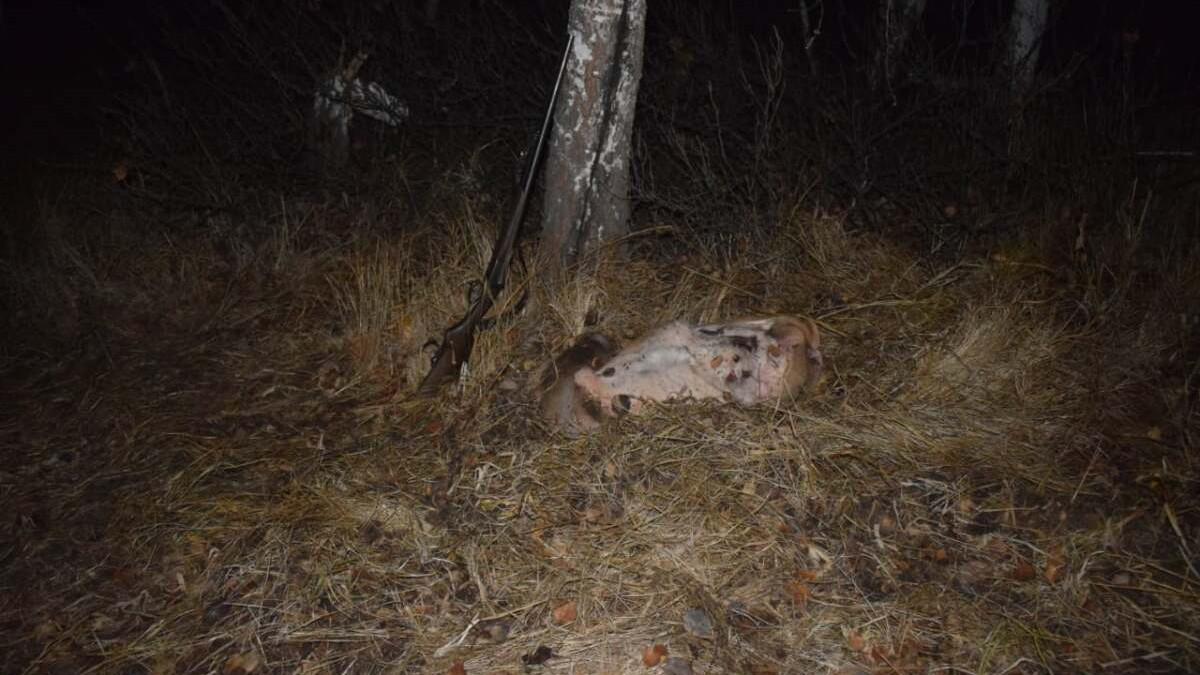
2, 130, 1199, 675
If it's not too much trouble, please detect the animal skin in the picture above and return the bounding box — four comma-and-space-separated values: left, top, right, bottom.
541, 316, 822, 431
537, 333, 618, 433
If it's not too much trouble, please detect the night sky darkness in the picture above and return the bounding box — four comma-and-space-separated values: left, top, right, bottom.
3, 2, 1197, 128
0, 0, 1195, 229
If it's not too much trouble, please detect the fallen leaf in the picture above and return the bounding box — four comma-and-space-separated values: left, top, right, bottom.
551, 600, 577, 625
113, 160, 128, 182
222, 652, 262, 674
1044, 556, 1065, 584
1010, 562, 1037, 582
869, 645, 888, 664
641, 644, 668, 667
846, 630, 866, 652
111, 566, 138, 587
1146, 426, 1162, 441
767, 344, 781, 357
682, 608, 714, 638
793, 569, 820, 582
932, 548, 951, 564
426, 420, 444, 435
785, 580, 811, 609
603, 461, 619, 479
710, 355, 723, 369
447, 662, 467, 675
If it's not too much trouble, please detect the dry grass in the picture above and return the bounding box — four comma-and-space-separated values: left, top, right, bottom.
2, 175, 1197, 675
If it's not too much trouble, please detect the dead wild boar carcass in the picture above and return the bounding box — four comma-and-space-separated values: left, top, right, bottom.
541, 315, 822, 432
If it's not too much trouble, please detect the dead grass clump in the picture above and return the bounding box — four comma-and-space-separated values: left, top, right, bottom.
3, 169, 1198, 675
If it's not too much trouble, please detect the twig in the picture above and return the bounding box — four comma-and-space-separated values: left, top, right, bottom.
1101, 649, 1176, 669
680, 266, 763, 301
432, 598, 549, 658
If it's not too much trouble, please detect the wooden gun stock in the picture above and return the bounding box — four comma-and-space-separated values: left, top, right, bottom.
417, 36, 573, 397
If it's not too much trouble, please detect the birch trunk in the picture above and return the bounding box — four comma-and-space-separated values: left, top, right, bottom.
1006, 0, 1049, 94
797, 0, 820, 77
540, 0, 647, 274
871, 0, 927, 90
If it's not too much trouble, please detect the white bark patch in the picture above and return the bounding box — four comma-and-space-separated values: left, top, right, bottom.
540, 0, 647, 270
873, 0, 927, 89
1007, 0, 1050, 93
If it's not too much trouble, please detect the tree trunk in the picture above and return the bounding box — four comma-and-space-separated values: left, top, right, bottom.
1006, 0, 1050, 94
797, 0, 820, 78
540, 0, 647, 274
871, 0, 927, 91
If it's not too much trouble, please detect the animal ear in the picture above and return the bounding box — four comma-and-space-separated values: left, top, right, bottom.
774, 317, 820, 351
804, 319, 820, 350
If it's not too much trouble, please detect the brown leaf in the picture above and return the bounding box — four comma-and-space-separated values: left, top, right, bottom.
447, 662, 467, 675
846, 630, 866, 652
767, 344, 782, 357
551, 600, 577, 625
110, 566, 139, 587
222, 652, 262, 675
641, 644, 668, 667
793, 569, 820, 582
1010, 562, 1037, 582
710, 355, 723, 369
1044, 556, 1065, 584
785, 581, 811, 609
868, 645, 888, 665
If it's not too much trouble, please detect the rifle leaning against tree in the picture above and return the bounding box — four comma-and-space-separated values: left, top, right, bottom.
416, 35, 573, 397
